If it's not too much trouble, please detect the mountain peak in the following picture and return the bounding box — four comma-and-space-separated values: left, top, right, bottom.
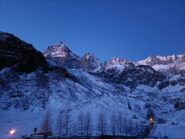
43, 42, 81, 69
108, 57, 129, 64
81, 52, 101, 72
137, 53, 185, 73
104, 57, 133, 71
138, 54, 184, 66
44, 42, 72, 58
83, 52, 94, 59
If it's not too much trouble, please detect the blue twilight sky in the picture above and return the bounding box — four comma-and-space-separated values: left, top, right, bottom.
0, 0, 185, 62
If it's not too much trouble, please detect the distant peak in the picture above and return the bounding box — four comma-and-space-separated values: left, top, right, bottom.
103, 57, 133, 71
148, 55, 157, 59
137, 53, 185, 66
82, 52, 95, 59
108, 57, 130, 64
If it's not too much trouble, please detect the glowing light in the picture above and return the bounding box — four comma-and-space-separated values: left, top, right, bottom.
9, 129, 16, 135
149, 117, 154, 124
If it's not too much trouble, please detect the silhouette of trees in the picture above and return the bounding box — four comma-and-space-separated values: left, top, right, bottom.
84, 112, 93, 136
123, 114, 128, 136
56, 111, 63, 136
110, 112, 117, 136
77, 112, 85, 136
63, 110, 71, 136
54, 110, 143, 137
127, 119, 133, 136
97, 112, 107, 135
41, 110, 52, 136
117, 111, 124, 135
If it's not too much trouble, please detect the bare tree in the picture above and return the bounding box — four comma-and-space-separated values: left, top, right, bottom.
110, 112, 117, 136
117, 111, 124, 135
64, 110, 71, 135
40, 111, 52, 136
123, 115, 128, 136
63, 110, 71, 136
133, 121, 140, 136
97, 112, 107, 135
77, 112, 85, 136
127, 119, 133, 136
84, 112, 93, 136
56, 111, 62, 136
71, 120, 78, 136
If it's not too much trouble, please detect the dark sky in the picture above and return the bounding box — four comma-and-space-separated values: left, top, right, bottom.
0, 0, 185, 62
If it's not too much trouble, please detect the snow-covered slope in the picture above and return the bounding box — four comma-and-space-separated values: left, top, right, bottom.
150, 124, 185, 138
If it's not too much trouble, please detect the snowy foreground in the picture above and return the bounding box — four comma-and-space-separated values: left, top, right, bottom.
0, 110, 44, 139
150, 124, 185, 138
1, 110, 185, 139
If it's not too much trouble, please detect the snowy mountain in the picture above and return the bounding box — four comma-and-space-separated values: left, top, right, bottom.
137, 54, 185, 74
103, 57, 133, 71
80, 52, 102, 72
43, 42, 81, 69
43, 43, 101, 72
97, 57, 165, 88
0, 32, 185, 138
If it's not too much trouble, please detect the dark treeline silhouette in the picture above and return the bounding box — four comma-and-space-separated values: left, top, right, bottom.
39, 110, 144, 138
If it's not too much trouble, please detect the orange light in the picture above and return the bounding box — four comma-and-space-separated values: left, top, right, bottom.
149, 117, 154, 124
9, 129, 16, 135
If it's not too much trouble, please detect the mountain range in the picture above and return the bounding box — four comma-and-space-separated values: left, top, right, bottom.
0, 32, 185, 138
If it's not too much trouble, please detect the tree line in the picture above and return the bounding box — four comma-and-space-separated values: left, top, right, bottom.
40, 110, 142, 137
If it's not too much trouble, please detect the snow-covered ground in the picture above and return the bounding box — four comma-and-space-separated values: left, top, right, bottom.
150, 124, 185, 138
0, 110, 45, 139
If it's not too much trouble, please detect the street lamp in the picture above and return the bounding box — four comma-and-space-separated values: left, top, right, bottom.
9, 129, 16, 139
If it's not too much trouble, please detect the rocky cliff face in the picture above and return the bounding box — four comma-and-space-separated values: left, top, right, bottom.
0, 32, 48, 73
